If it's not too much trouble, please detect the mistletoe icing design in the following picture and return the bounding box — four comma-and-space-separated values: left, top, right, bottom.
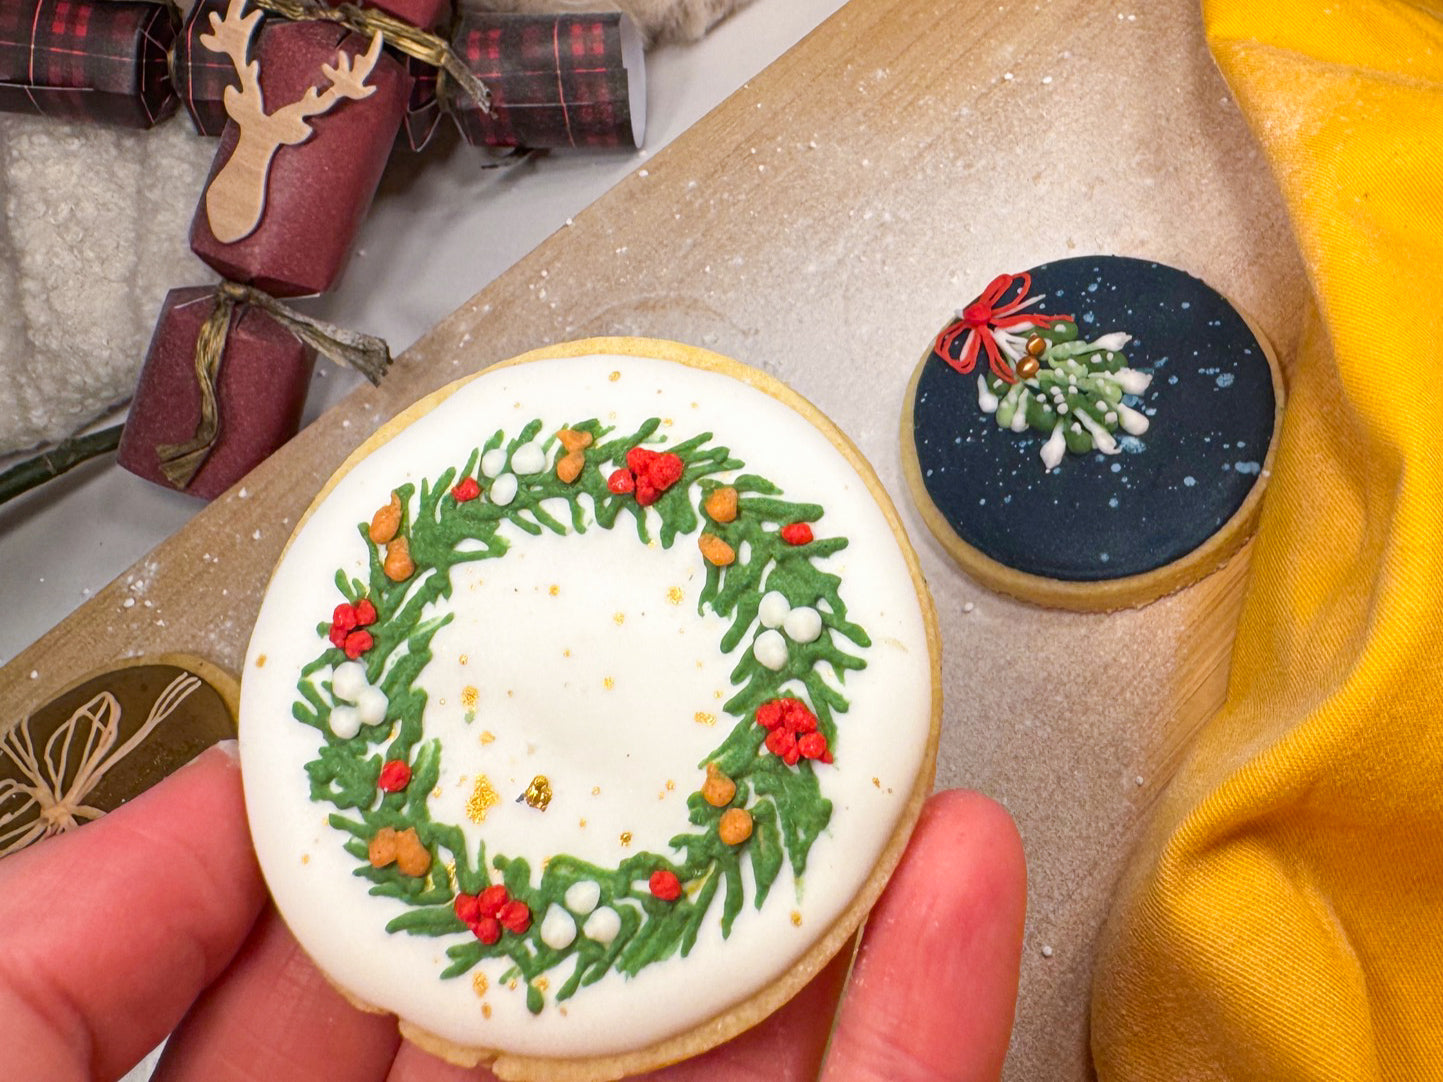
292, 418, 869, 1015
933, 272, 1154, 471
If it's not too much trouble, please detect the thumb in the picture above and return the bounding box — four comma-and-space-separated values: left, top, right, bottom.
821, 789, 1026, 1082
0, 740, 266, 1082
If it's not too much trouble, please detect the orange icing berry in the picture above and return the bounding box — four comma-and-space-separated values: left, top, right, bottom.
369, 492, 402, 544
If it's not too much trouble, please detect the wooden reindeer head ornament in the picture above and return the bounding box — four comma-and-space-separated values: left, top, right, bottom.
200, 0, 382, 244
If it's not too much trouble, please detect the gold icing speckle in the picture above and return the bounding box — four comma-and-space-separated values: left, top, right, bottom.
791, 910, 803, 927
579, 818, 587, 828
591, 786, 601, 796
481, 730, 496, 745
255, 654, 267, 668
459, 654, 469, 665
608, 370, 621, 381
300, 853, 309, 865
872, 777, 881, 788
482, 1003, 493, 1019
666, 779, 676, 791
467, 775, 500, 822
663, 417, 674, 427
563, 648, 571, 658
694, 711, 716, 726
613, 612, 625, 625
667, 586, 684, 604
461, 685, 479, 709
521, 775, 553, 811
549, 584, 560, 597
534, 977, 549, 992
619, 831, 632, 847
445, 861, 456, 885
603, 677, 615, 690
473, 971, 489, 997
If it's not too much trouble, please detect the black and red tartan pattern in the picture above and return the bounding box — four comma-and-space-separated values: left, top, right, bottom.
174, 0, 270, 135
449, 11, 640, 150
0, 0, 177, 128
402, 50, 439, 151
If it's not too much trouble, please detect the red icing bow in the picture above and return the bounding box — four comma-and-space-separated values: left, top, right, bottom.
932, 272, 1072, 384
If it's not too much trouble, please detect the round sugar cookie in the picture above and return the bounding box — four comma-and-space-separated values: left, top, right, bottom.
240, 338, 940, 1080
901, 256, 1284, 611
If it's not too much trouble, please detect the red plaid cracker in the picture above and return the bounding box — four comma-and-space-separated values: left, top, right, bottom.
174, 0, 271, 135
0, 0, 178, 128
448, 10, 643, 150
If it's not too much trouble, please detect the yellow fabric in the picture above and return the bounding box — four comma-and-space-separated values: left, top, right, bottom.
1091, 2, 1443, 1079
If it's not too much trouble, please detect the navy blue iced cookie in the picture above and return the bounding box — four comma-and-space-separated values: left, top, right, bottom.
901, 256, 1284, 611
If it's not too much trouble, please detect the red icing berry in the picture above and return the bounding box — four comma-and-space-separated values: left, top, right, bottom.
649, 869, 682, 902
798, 731, 831, 762
332, 603, 358, 634
634, 479, 660, 506
607, 468, 636, 494
342, 629, 373, 660
646, 452, 684, 489
498, 899, 532, 934
473, 916, 502, 945
755, 700, 785, 730
477, 884, 510, 918
452, 476, 481, 502
625, 447, 657, 474
765, 727, 801, 766
377, 760, 412, 792
328, 623, 349, 649
454, 893, 481, 925
781, 522, 814, 545
781, 698, 817, 734
353, 598, 377, 627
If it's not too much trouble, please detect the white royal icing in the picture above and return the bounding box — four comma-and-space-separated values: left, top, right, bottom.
240, 352, 934, 1059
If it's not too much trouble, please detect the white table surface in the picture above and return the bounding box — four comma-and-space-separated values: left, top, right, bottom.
0, 0, 847, 670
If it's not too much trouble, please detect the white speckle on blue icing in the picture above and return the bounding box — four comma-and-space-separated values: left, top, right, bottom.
1234, 461, 1262, 475
1183, 476, 1197, 487
1108, 496, 1119, 508
1181, 301, 1191, 309
1118, 436, 1146, 454
1216, 373, 1235, 388
1110, 463, 1122, 473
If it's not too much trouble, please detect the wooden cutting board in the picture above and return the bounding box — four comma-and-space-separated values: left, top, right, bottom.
0, 0, 1306, 1077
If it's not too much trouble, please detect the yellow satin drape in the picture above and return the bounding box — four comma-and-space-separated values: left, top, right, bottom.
1091, 2, 1443, 1078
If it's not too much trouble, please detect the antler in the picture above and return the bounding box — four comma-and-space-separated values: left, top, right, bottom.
199, 0, 265, 118
270, 31, 382, 136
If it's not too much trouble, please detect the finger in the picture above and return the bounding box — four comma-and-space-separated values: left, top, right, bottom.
385, 928, 853, 1082
821, 789, 1027, 1082
0, 741, 266, 1082
155, 906, 402, 1082
634, 944, 852, 1082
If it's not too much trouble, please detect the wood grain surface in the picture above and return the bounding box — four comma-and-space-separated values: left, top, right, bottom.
0, 0, 1306, 1077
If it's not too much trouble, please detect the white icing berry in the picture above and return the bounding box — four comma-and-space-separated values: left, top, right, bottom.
332, 661, 368, 702
565, 880, 601, 914
783, 606, 823, 644
583, 906, 622, 946
480, 448, 508, 478
758, 590, 790, 629
355, 686, 389, 727
490, 473, 519, 506
510, 441, 547, 476
541, 904, 577, 950
753, 629, 788, 671
329, 704, 361, 739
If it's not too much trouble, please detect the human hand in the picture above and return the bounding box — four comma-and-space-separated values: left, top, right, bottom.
1, 741, 1025, 1082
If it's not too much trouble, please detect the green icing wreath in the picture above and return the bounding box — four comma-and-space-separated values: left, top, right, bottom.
291, 417, 871, 1014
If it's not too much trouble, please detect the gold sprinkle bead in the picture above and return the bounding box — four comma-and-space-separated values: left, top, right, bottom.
534, 977, 549, 992
609, 370, 621, 381
549, 584, 560, 596
473, 971, 489, 997
482, 1003, 493, 1019
694, 711, 716, 725
301, 853, 310, 865
613, 612, 625, 625
481, 730, 496, 745
459, 654, 468, 665
591, 786, 601, 796
521, 775, 553, 811
1017, 356, 1041, 380
467, 775, 500, 823
461, 685, 479, 709
619, 831, 632, 847
1026, 334, 1047, 357
603, 676, 615, 689
667, 586, 684, 605
791, 910, 803, 927
255, 654, 267, 668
